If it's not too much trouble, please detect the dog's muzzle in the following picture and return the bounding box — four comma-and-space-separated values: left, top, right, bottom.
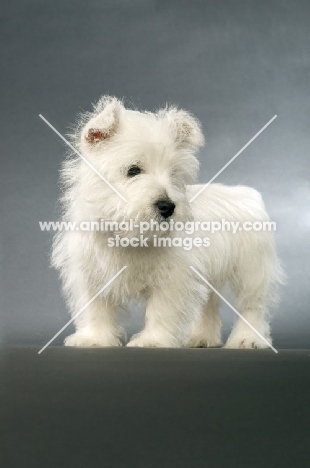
155, 199, 175, 219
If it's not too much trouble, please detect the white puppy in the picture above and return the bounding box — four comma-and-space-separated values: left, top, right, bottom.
52, 96, 284, 349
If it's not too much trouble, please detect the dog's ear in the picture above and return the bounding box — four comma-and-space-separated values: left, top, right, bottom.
82, 96, 123, 147
159, 107, 205, 149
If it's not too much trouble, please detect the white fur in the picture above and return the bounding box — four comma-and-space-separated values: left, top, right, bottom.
52, 96, 285, 349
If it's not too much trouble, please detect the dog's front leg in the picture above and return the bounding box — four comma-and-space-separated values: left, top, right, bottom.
64, 296, 124, 347
127, 287, 198, 348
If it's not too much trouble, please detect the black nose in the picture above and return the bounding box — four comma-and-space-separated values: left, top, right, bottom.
155, 199, 175, 218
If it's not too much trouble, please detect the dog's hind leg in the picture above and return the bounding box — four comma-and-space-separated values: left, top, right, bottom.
187, 292, 222, 348
225, 249, 273, 349
224, 297, 271, 349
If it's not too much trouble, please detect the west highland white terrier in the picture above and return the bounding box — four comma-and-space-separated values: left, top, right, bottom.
52, 96, 284, 349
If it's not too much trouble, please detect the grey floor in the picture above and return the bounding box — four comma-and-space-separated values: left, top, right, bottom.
2, 347, 310, 468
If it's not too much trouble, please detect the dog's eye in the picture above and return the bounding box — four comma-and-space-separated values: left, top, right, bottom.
127, 165, 141, 177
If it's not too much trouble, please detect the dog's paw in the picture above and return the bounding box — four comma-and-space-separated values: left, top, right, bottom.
187, 336, 222, 348
126, 337, 157, 348
64, 332, 122, 348
225, 332, 271, 349
127, 333, 180, 348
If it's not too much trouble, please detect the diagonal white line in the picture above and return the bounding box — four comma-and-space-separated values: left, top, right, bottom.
190, 266, 278, 353
190, 115, 277, 202
38, 266, 127, 354
39, 114, 128, 203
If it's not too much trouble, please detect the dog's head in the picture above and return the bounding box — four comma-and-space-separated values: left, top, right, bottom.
70, 96, 204, 233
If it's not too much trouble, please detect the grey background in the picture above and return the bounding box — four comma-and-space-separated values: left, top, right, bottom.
1, 0, 309, 347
